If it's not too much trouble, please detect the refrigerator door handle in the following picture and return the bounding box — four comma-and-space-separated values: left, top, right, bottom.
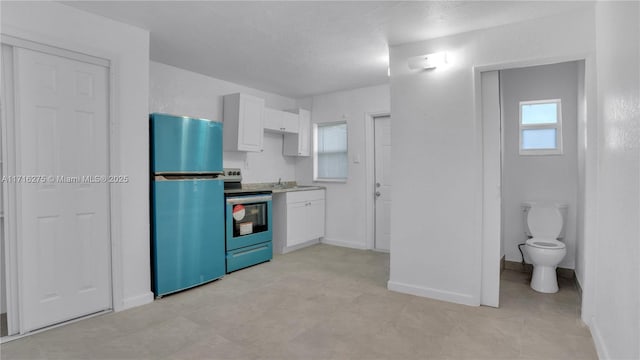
226, 195, 273, 204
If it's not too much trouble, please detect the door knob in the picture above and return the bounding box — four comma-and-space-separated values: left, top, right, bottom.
375, 191, 381, 197
376, 182, 381, 188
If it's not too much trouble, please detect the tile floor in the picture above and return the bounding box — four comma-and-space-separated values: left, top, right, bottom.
1, 244, 597, 359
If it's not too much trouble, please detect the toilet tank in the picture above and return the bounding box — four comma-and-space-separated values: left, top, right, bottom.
521, 201, 568, 240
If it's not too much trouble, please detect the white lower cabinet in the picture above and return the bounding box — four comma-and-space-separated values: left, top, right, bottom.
273, 189, 325, 254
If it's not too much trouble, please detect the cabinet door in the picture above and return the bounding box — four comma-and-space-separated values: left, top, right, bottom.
307, 199, 325, 239
283, 109, 310, 157
298, 109, 311, 156
238, 94, 264, 152
281, 112, 299, 133
286, 201, 309, 247
263, 108, 282, 132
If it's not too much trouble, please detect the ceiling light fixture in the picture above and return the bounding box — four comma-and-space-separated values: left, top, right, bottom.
407, 52, 448, 70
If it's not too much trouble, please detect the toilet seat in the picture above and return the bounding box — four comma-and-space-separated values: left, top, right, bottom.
526, 238, 566, 250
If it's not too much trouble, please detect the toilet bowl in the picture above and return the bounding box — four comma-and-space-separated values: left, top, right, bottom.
523, 204, 566, 293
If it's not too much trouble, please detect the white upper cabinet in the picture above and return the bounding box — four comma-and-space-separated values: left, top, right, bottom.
282, 112, 300, 133
223, 93, 264, 152
263, 108, 281, 132
264, 108, 299, 134
283, 109, 311, 157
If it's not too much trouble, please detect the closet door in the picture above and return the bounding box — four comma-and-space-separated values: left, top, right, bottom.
15, 47, 111, 332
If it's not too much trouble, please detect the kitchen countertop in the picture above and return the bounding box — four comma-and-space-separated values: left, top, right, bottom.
242, 182, 325, 193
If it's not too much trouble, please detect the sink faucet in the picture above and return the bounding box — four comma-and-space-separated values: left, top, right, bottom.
278, 178, 282, 186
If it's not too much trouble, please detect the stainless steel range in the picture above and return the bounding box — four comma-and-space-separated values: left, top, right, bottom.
221, 168, 273, 273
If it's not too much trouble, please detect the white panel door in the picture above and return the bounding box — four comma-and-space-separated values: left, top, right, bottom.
15, 48, 111, 332
374, 116, 392, 251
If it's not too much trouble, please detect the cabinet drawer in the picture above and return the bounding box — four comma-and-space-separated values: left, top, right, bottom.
286, 189, 325, 204
226, 242, 272, 273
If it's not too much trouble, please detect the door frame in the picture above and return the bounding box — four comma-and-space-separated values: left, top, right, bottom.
473, 53, 597, 310
1, 43, 19, 336
1, 32, 123, 336
364, 110, 390, 251
478, 70, 502, 308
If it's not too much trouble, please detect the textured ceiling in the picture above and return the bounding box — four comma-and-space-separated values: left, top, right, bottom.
63, 1, 591, 98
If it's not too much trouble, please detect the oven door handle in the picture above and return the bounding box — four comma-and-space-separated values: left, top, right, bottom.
226, 195, 272, 205
228, 244, 270, 257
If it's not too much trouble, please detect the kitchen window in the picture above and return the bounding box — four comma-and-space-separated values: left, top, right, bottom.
314, 122, 348, 181
519, 99, 563, 155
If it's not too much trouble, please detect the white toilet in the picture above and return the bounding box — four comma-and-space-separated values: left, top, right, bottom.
522, 202, 568, 293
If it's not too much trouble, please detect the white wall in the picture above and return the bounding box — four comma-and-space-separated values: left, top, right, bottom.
150, 62, 298, 183
388, 8, 596, 305
590, 2, 640, 358
500, 62, 580, 269
296, 84, 390, 249
1, 2, 152, 311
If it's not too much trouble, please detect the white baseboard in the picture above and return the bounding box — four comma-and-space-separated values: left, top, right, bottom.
0, 309, 111, 344
121, 291, 154, 311
589, 317, 611, 360
372, 248, 389, 253
320, 238, 367, 250
280, 239, 320, 254
387, 280, 479, 307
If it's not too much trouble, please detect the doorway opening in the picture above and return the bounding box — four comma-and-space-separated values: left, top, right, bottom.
480, 60, 587, 307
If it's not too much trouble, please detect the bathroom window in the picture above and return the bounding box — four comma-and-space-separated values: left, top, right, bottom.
314, 122, 348, 182
519, 99, 563, 155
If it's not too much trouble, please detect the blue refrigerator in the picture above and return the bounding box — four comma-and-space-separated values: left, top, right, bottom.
150, 113, 225, 297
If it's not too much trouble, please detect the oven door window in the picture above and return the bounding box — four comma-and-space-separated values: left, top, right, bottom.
231, 202, 268, 237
